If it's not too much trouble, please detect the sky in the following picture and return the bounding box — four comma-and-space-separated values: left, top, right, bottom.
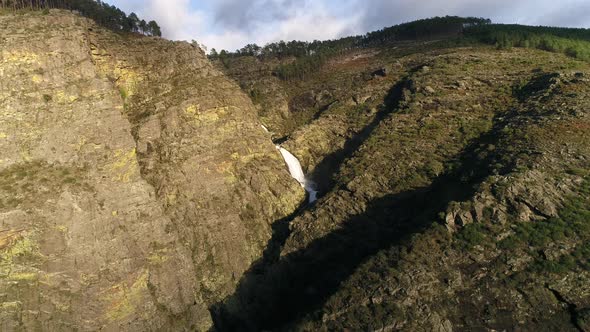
110, 0, 590, 52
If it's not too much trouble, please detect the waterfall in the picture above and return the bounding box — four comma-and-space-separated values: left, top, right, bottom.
276, 146, 318, 203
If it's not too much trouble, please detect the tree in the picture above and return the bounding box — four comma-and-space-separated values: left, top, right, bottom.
0, 0, 163, 38
239, 44, 262, 56
139, 19, 147, 35
147, 20, 161, 36
128, 12, 139, 32
210, 48, 218, 58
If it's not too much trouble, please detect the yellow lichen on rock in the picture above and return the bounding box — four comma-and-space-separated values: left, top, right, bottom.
54, 225, 68, 234
215, 160, 238, 184
103, 269, 149, 322
200, 270, 227, 296
0, 235, 42, 283
185, 104, 200, 115
0, 302, 21, 311
53, 90, 78, 104
240, 152, 267, 164
148, 249, 170, 265
108, 148, 138, 183
19, 148, 32, 162
165, 193, 177, 207
113, 65, 141, 97
185, 105, 229, 125
75, 137, 87, 151
1, 51, 39, 66
0, 234, 39, 267
31, 74, 42, 84
8, 272, 38, 282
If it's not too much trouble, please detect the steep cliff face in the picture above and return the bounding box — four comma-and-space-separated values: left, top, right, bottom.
214, 56, 294, 138
0, 10, 303, 331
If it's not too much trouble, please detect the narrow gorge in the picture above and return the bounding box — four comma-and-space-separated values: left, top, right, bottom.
3, 7, 590, 332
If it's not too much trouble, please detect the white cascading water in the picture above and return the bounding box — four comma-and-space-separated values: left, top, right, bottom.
276, 146, 318, 203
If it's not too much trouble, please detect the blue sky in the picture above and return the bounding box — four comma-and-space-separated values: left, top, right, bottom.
110, 0, 590, 52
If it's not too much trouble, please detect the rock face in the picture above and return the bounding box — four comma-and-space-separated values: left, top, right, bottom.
0, 10, 303, 331
213, 56, 294, 138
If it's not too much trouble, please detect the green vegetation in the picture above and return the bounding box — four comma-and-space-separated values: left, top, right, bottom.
458, 177, 590, 275
273, 51, 337, 81
466, 24, 590, 61
0, 161, 88, 210
219, 17, 590, 82
0, 0, 161, 36
455, 222, 489, 249
274, 16, 490, 81
362, 16, 490, 45
514, 178, 589, 248
212, 16, 490, 81
118, 86, 127, 100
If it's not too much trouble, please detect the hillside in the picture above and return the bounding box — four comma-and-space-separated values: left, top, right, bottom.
213, 21, 590, 332
2, 8, 590, 332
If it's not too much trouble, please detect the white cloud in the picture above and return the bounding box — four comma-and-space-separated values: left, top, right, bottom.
143, 0, 206, 41
356, 0, 590, 31
200, 30, 251, 52
200, 0, 362, 51
111, 0, 590, 52
266, 2, 361, 42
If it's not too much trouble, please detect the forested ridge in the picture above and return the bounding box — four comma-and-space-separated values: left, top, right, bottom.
466, 24, 590, 61
211, 16, 491, 81
213, 16, 590, 82
0, 0, 161, 36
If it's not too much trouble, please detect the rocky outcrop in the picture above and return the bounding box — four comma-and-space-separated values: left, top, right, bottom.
0, 10, 303, 331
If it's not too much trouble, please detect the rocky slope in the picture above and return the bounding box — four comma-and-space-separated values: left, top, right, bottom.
0, 10, 303, 331
214, 42, 590, 331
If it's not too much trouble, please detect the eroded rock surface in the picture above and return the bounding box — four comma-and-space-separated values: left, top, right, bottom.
0, 10, 303, 331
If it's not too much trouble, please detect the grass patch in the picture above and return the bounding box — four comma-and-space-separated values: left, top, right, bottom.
455, 223, 490, 249
0, 161, 89, 210
119, 87, 128, 100
453, 177, 590, 277
498, 178, 590, 274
